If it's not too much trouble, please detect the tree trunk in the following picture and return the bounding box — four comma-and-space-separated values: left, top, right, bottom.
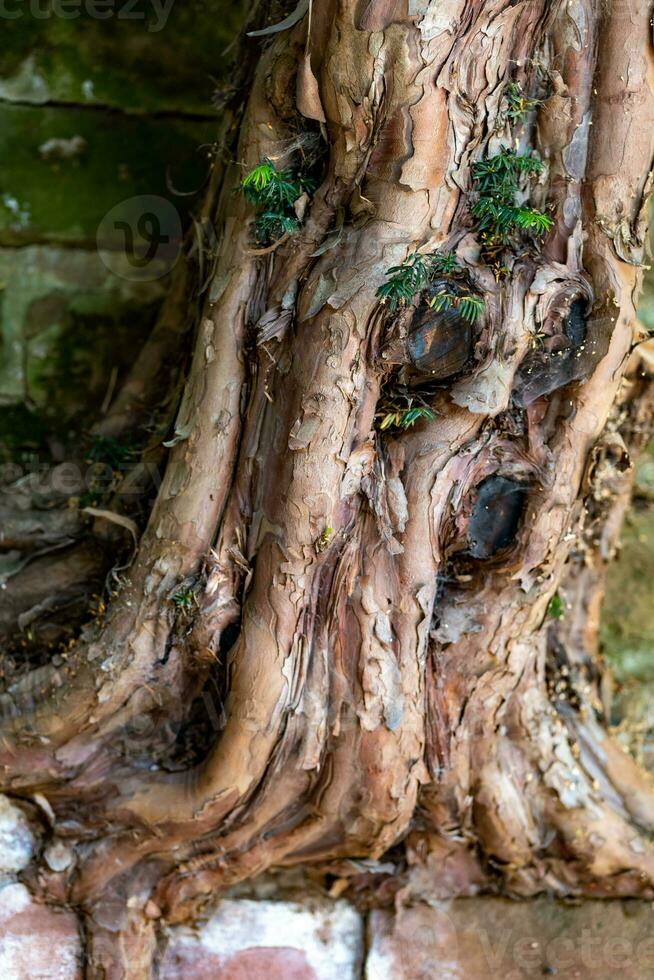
2, 0, 654, 974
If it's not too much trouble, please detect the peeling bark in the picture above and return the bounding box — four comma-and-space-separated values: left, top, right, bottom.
2, 0, 654, 971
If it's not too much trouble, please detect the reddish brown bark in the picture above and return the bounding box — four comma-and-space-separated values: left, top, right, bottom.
2, 0, 654, 974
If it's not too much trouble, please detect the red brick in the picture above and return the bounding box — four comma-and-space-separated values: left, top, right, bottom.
162, 898, 363, 980
0, 882, 81, 980
162, 944, 316, 979
366, 898, 654, 980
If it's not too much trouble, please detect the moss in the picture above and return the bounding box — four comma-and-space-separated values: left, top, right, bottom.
0, 104, 215, 245
0, 245, 167, 449
0, 3, 246, 114
601, 444, 654, 682
547, 593, 564, 619
0, 1, 251, 453
29, 301, 160, 431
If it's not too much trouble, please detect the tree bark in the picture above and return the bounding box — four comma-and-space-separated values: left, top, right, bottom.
2, 0, 654, 973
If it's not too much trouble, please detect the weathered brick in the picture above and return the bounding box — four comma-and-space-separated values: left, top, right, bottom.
0, 881, 81, 980
161, 899, 364, 980
366, 897, 654, 980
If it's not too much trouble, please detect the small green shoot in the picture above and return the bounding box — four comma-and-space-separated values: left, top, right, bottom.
171, 588, 197, 611
241, 160, 279, 196
376, 252, 433, 311
315, 526, 334, 553
429, 251, 461, 276
471, 150, 553, 250
473, 150, 545, 189
376, 250, 483, 316
428, 290, 485, 324
240, 158, 315, 245
547, 593, 565, 620
377, 400, 435, 431
504, 82, 541, 123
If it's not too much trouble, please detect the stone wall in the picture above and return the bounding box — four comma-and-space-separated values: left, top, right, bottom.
3, 869, 654, 979
0, 1, 243, 456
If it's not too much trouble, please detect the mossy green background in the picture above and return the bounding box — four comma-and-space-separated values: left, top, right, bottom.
0, 2, 242, 113
0, 1, 246, 450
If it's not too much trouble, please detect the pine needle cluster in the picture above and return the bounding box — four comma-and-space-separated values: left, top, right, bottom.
241, 158, 315, 245
377, 395, 436, 431
504, 82, 541, 123
471, 150, 553, 252
376, 250, 483, 321
428, 290, 485, 325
